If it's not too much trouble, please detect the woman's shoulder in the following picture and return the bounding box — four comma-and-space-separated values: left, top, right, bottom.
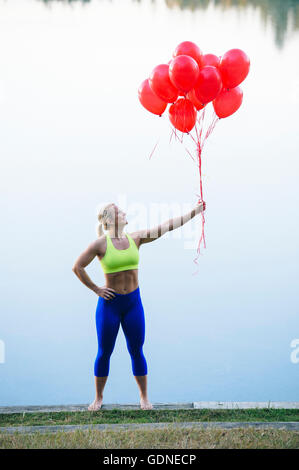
89, 235, 108, 257
127, 232, 141, 249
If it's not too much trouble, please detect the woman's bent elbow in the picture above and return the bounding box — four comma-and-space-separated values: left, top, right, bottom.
72, 264, 79, 274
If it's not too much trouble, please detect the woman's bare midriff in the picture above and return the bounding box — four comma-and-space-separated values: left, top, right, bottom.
104, 269, 139, 295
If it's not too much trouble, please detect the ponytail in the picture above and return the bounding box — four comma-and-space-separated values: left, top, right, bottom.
97, 221, 104, 238
96, 203, 114, 238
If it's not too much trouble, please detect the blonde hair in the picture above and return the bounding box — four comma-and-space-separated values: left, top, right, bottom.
96, 203, 115, 238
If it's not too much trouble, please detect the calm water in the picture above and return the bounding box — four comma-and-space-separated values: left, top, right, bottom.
0, 0, 298, 406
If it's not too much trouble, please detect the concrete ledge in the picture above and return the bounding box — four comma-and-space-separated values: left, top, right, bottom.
0, 402, 194, 414
1, 421, 299, 435
0, 402, 298, 414
193, 402, 299, 410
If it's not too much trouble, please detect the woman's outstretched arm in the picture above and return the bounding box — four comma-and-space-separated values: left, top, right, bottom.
131, 201, 206, 245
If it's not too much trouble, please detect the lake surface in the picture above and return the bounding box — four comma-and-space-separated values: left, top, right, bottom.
0, 0, 298, 406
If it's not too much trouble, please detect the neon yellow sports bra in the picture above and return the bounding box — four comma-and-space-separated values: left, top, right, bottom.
99, 233, 139, 274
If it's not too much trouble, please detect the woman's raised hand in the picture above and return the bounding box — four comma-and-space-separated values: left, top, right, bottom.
194, 200, 206, 214
95, 286, 117, 300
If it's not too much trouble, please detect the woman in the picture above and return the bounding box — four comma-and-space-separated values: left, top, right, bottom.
72, 200, 206, 411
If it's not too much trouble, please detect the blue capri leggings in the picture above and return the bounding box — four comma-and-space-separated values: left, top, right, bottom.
94, 286, 148, 377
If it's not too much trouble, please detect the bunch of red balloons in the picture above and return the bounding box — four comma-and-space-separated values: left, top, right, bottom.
138, 41, 250, 133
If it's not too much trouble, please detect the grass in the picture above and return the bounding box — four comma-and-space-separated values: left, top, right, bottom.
0, 408, 299, 427
0, 427, 298, 449
1, 408, 298, 449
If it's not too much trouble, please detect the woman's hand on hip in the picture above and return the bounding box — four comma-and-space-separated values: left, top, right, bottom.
95, 286, 117, 300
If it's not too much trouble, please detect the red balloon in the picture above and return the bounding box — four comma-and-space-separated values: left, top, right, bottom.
186, 89, 206, 110
149, 64, 179, 103
169, 55, 199, 93
213, 86, 243, 118
202, 54, 220, 68
219, 49, 250, 89
194, 66, 222, 104
138, 79, 167, 116
173, 41, 203, 69
169, 98, 197, 133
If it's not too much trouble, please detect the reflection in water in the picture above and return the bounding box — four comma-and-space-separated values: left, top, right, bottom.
38, 0, 299, 48
165, 0, 299, 48
39, 0, 91, 4
40, 0, 91, 2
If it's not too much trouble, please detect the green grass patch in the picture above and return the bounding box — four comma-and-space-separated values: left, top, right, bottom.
1, 408, 299, 427
1, 427, 299, 449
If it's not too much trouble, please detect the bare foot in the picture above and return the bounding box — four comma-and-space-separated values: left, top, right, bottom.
140, 397, 153, 410
88, 397, 103, 411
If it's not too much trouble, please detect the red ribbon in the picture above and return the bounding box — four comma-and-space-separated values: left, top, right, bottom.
190, 111, 219, 275
148, 108, 219, 275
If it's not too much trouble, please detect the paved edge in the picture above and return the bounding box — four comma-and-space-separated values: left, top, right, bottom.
1, 422, 299, 435
194, 402, 299, 410
0, 402, 299, 414
0, 403, 194, 414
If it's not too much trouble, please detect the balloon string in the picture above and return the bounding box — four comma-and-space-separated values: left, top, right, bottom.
191, 110, 219, 275
184, 146, 196, 164
167, 107, 219, 275
149, 140, 159, 160
202, 112, 219, 146
192, 132, 206, 276
148, 113, 169, 160
170, 127, 175, 144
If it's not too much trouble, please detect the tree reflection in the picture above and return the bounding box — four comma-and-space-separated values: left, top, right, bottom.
38, 0, 299, 48
39, 0, 92, 4
164, 0, 299, 48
